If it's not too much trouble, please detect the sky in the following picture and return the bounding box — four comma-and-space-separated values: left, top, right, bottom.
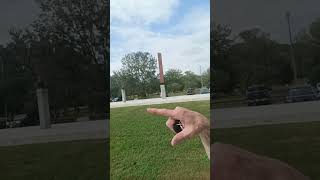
110, 0, 210, 75
1, 0, 319, 73
213, 0, 320, 43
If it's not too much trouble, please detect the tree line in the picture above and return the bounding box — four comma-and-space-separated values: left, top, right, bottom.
212, 18, 320, 95
0, 0, 108, 124
110, 51, 210, 99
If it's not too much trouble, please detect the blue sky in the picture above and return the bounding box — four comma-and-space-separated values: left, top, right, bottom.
110, 0, 210, 75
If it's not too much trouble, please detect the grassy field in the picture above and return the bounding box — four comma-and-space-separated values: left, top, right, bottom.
110, 101, 210, 180
213, 122, 320, 179
0, 139, 108, 180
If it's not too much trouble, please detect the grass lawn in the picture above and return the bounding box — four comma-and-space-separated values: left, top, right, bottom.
110, 101, 210, 180
213, 122, 320, 179
0, 139, 108, 180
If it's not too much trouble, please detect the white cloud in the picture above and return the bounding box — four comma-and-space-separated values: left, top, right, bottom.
111, 0, 180, 25
110, 1, 210, 75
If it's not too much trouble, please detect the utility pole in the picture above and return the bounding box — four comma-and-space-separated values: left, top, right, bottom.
200, 65, 204, 88
286, 11, 298, 84
0, 55, 7, 126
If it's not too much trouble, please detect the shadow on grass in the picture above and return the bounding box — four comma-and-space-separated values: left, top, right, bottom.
0, 139, 109, 180
212, 122, 320, 179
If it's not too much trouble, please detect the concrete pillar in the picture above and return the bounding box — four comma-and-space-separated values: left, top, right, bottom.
37, 88, 51, 129
160, 84, 166, 98
121, 88, 126, 102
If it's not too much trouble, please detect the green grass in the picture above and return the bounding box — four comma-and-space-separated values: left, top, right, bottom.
0, 139, 108, 180
213, 122, 320, 179
110, 101, 210, 180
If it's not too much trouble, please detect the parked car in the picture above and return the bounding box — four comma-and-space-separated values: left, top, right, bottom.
211, 89, 216, 99
112, 97, 122, 102
246, 85, 271, 106
21, 111, 40, 127
0, 117, 6, 129
186, 88, 195, 95
317, 82, 320, 94
286, 85, 319, 103
200, 87, 210, 94
6, 114, 27, 128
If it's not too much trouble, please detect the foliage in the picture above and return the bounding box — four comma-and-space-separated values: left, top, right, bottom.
32, 0, 108, 64
165, 69, 184, 93
0, 0, 108, 120
183, 71, 202, 89
202, 68, 210, 88
111, 52, 158, 98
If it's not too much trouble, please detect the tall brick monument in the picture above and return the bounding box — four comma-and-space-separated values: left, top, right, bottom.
157, 53, 166, 98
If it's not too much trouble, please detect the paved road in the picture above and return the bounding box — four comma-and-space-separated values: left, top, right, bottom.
212, 100, 320, 128
111, 94, 210, 108
0, 120, 108, 147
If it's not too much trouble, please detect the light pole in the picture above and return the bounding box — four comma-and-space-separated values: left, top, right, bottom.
286, 11, 298, 84
0, 52, 8, 125
200, 65, 204, 88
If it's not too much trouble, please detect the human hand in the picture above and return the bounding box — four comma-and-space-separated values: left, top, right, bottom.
211, 143, 309, 180
147, 106, 210, 146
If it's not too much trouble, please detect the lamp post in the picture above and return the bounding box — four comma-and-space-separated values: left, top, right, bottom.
200, 65, 204, 88
0, 52, 8, 125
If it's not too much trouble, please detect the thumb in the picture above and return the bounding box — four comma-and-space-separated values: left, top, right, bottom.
171, 131, 187, 146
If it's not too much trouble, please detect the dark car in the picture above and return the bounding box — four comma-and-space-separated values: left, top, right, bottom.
246, 85, 271, 106
186, 88, 195, 95
286, 86, 319, 103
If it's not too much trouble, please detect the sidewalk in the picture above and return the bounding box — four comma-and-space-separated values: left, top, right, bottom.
0, 120, 108, 146
111, 94, 210, 108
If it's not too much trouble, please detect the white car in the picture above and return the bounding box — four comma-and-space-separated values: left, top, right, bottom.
317, 82, 320, 93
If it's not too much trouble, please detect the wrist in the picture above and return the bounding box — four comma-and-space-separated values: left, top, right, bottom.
200, 118, 210, 133
199, 119, 210, 159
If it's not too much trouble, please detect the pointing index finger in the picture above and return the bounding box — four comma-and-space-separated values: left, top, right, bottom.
147, 108, 175, 117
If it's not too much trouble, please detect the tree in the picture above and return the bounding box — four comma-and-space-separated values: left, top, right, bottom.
111, 69, 135, 98
119, 52, 158, 97
212, 69, 231, 92
183, 71, 201, 89
308, 64, 320, 85
212, 24, 233, 69
0, 43, 34, 120
202, 68, 210, 88
229, 28, 281, 91
165, 69, 184, 93
309, 18, 320, 46
32, 0, 108, 64
212, 24, 234, 93
0, 0, 109, 122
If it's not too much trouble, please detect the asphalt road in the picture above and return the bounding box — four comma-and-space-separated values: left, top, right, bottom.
212, 100, 320, 128
111, 94, 210, 108
0, 120, 108, 146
